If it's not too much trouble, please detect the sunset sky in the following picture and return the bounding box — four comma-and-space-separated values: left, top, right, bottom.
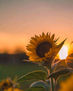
0, 0, 73, 53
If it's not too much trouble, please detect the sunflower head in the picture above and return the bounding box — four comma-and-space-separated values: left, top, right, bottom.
0, 78, 14, 90
36, 41, 52, 58
26, 32, 66, 68
4, 88, 22, 91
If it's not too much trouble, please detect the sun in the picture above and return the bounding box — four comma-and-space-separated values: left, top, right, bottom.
59, 45, 68, 60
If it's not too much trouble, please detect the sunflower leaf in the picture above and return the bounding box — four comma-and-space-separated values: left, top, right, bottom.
57, 39, 67, 50
68, 53, 73, 57
17, 70, 48, 82
48, 68, 73, 80
52, 60, 67, 71
27, 87, 46, 91
65, 53, 73, 68
30, 81, 50, 91
66, 59, 73, 68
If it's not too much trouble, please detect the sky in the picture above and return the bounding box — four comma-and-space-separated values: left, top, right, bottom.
0, 0, 73, 53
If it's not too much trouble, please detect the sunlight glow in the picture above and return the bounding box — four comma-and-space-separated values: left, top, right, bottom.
59, 45, 68, 60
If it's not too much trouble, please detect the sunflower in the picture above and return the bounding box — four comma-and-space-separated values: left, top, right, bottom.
4, 88, 22, 91
59, 75, 73, 91
26, 32, 66, 63
0, 78, 18, 91
0, 78, 13, 90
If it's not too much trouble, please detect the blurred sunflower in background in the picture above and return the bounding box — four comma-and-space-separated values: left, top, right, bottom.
4, 88, 22, 91
26, 32, 66, 66
0, 78, 13, 90
59, 75, 73, 91
0, 78, 21, 91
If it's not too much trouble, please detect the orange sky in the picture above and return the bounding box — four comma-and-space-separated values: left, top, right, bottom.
0, 0, 73, 53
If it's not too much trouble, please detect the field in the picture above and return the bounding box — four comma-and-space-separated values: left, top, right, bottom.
0, 62, 46, 80
0, 62, 47, 90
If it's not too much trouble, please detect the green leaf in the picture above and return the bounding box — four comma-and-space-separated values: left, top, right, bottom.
18, 70, 48, 82
66, 53, 73, 68
57, 39, 67, 50
67, 60, 73, 68
56, 39, 67, 56
27, 87, 46, 91
30, 81, 50, 91
46, 80, 50, 87
57, 73, 71, 84
48, 68, 73, 80
52, 60, 67, 71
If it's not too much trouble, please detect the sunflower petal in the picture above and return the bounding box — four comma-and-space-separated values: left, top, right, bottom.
42, 32, 45, 36
48, 33, 51, 38
51, 34, 55, 40
54, 37, 59, 42
35, 35, 39, 38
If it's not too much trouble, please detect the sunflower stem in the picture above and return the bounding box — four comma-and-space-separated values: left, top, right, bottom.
50, 67, 54, 91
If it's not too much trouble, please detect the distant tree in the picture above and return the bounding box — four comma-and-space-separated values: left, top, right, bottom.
13, 47, 28, 63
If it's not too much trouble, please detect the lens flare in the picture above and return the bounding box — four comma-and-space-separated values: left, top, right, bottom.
59, 45, 68, 60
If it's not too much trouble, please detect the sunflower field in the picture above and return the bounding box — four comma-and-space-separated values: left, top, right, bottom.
0, 32, 73, 91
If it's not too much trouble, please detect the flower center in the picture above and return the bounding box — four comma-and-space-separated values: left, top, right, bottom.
2, 81, 13, 89
36, 42, 52, 57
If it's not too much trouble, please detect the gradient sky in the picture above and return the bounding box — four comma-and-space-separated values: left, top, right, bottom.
0, 0, 73, 53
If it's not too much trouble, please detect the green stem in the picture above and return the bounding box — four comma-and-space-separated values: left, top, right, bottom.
50, 77, 54, 91
54, 80, 57, 91
50, 68, 54, 91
